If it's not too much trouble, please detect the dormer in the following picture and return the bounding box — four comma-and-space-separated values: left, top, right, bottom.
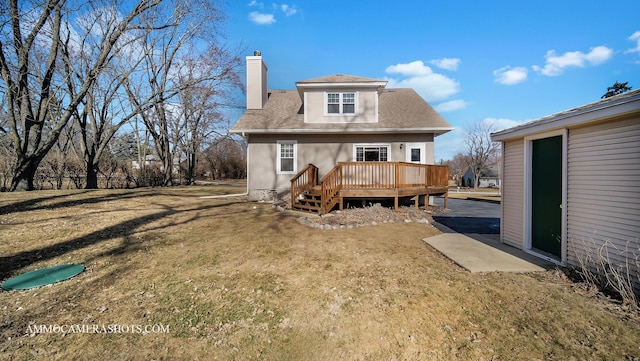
295, 74, 387, 124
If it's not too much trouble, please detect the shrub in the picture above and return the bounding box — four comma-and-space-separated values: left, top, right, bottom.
570, 237, 640, 310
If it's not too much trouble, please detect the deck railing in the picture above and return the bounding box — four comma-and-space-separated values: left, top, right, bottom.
290, 163, 318, 209
338, 162, 448, 189
292, 162, 449, 214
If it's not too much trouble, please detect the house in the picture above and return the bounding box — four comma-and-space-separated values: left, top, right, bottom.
231, 52, 453, 212
491, 89, 640, 292
461, 165, 500, 188
131, 154, 181, 174
131, 155, 162, 171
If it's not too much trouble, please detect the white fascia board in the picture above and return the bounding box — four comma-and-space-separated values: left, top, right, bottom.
295, 81, 388, 88
230, 127, 454, 135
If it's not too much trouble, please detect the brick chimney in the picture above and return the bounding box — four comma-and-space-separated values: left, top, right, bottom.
246, 50, 268, 110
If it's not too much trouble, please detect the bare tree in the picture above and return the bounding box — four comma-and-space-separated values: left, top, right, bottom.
123, 0, 233, 187
202, 137, 246, 180
0, 0, 162, 191
0, 135, 14, 190
38, 124, 76, 189
173, 45, 242, 185
463, 121, 500, 189
445, 152, 470, 186
0, 96, 15, 190
59, 3, 169, 189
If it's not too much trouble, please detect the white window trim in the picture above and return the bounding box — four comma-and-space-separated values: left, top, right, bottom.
352, 143, 391, 162
324, 91, 358, 116
277, 140, 297, 175
405, 143, 426, 164
523, 129, 567, 266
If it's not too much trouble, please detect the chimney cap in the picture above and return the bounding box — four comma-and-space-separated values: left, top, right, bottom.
253, 50, 261, 56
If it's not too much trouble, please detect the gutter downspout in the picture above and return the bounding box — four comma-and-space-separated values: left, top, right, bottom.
199, 192, 248, 199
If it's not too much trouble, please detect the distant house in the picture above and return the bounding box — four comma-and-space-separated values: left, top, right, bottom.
231, 52, 452, 213
491, 90, 640, 292
461, 165, 500, 188
131, 155, 181, 174
131, 155, 162, 171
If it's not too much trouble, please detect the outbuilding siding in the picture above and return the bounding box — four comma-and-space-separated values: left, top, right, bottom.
493, 90, 640, 296
501, 139, 525, 248
566, 116, 640, 289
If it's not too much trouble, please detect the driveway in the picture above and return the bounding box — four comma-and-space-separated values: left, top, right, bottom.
431, 198, 500, 236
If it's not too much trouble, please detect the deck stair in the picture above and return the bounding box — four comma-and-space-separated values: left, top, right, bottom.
294, 186, 322, 212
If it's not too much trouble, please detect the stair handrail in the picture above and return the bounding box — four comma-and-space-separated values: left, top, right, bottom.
319, 163, 343, 214
290, 163, 319, 209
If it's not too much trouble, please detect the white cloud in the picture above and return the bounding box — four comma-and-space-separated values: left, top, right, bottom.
248, 3, 297, 24
249, 11, 276, 25
625, 31, 640, 54
434, 99, 467, 112
430, 58, 461, 71
493, 66, 528, 85
385, 60, 433, 76
386, 75, 460, 102
533, 46, 613, 76
385, 60, 461, 102
281, 4, 297, 16
480, 117, 522, 132
584, 46, 613, 64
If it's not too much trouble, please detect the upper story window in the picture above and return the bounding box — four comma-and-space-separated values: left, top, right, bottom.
326, 92, 356, 114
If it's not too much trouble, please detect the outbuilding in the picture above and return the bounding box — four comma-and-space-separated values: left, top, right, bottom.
491, 90, 640, 291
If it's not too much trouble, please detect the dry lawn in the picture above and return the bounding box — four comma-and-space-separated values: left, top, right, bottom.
1, 186, 639, 360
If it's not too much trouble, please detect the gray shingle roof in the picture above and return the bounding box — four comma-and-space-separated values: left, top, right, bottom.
231, 88, 453, 135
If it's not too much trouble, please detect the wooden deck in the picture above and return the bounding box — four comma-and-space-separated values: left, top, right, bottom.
291, 162, 449, 214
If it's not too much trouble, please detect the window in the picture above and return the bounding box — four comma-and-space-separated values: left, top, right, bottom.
277, 141, 296, 174
410, 148, 421, 162
355, 145, 388, 162
342, 93, 355, 113
327, 93, 340, 113
326, 92, 356, 114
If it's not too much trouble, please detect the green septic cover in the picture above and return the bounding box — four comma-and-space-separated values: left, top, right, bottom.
1, 264, 84, 291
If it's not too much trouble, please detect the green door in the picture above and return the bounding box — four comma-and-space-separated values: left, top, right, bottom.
531, 136, 562, 258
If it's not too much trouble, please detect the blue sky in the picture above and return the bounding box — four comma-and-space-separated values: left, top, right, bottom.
224, 1, 640, 161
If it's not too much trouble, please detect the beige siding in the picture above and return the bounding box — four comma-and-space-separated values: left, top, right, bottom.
501, 139, 525, 248
566, 116, 640, 288
247, 133, 435, 200
304, 89, 378, 123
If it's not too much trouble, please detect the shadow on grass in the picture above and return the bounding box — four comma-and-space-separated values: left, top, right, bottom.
0, 198, 244, 281
0, 190, 157, 216
0, 249, 147, 342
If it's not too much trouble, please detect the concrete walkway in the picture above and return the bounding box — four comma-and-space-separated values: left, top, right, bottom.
424, 198, 553, 273
424, 233, 551, 273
